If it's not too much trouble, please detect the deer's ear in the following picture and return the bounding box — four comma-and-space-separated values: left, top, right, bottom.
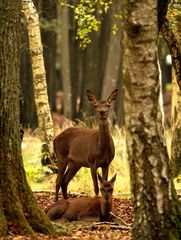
87, 89, 97, 105
97, 173, 104, 183
109, 173, 117, 184
107, 89, 118, 104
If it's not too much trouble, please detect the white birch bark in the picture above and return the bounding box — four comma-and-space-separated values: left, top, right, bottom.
123, 0, 178, 238
22, 0, 54, 165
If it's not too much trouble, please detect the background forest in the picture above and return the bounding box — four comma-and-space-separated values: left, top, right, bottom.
21, 0, 179, 192
22, 0, 125, 128
1, 0, 181, 239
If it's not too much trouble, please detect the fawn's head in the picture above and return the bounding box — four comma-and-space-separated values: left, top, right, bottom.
87, 89, 118, 120
98, 173, 116, 201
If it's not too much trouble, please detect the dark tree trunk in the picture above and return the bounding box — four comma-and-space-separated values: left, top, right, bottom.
101, 2, 122, 124
80, 32, 101, 116
59, 7, 73, 119
21, 25, 38, 128
41, 0, 57, 112
161, 0, 181, 178
99, 13, 112, 95
69, 7, 82, 120
0, 0, 54, 236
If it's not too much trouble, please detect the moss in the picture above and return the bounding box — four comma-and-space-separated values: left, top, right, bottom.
53, 226, 71, 237
165, 189, 181, 239
0, 215, 8, 236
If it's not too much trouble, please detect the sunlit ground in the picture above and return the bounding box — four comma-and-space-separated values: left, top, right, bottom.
22, 126, 181, 198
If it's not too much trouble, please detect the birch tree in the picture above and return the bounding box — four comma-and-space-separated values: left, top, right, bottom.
124, 0, 181, 239
22, 0, 55, 166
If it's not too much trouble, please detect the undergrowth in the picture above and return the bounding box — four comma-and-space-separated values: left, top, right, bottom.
22, 124, 181, 197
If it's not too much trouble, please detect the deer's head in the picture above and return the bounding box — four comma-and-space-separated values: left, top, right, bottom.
98, 173, 116, 202
87, 89, 118, 120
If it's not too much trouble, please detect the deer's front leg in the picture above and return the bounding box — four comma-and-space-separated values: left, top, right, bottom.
102, 164, 109, 180
90, 164, 99, 196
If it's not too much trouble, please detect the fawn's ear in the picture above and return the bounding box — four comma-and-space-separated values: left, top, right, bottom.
97, 173, 104, 183
109, 173, 117, 184
87, 89, 98, 105
107, 89, 118, 104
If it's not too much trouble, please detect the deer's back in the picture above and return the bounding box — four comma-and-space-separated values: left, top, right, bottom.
54, 127, 115, 166
54, 127, 97, 149
54, 128, 98, 164
63, 197, 101, 221
46, 197, 102, 221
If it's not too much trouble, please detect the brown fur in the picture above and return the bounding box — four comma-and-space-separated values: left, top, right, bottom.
46, 174, 116, 221
54, 89, 118, 200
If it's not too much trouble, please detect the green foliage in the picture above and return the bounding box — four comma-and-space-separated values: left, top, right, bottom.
167, 1, 181, 31
60, 0, 113, 49
112, 23, 119, 35
22, 138, 53, 186
74, 1, 100, 48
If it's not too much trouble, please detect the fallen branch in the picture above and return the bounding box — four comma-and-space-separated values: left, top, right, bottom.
110, 211, 132, 227
83, 222, 132, 230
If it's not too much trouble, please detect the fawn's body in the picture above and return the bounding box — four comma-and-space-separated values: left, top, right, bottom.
54, 89, 118, 200
46, 174, 116, 221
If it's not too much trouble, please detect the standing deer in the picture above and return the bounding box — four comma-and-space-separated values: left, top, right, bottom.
46, 173, 116, 221
54, 89, 118, 200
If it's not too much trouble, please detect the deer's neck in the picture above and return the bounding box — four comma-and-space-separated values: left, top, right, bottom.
100, 198, 112, 220
98, 120, 111, 149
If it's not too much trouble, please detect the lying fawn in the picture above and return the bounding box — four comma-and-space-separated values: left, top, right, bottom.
54, 89, 118, 200
46, 173, 116, 221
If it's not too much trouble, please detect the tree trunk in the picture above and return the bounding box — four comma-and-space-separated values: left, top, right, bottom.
101, 2, 122, 124
69, 5, 82, 120
41, 0, 57, 112
101, 14, 121, 123
124, 0, 181, 239
59, 6, 73, 119
21, 25, 37, 128
101, 18, 120, 98
22, 0, 55, 166
115, 0, 126, 127
169, 0, 181, 178
115, 53, 125, 127
161, 19, 181, 91
99, 13, 111, 97
80, 32, 101, 116
0, 0, 54, 236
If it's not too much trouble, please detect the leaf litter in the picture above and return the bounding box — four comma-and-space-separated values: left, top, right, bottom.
1, 192, 132, 240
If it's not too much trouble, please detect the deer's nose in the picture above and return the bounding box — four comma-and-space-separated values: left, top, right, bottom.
104, 194, 109, 200
100, 110, 105, 115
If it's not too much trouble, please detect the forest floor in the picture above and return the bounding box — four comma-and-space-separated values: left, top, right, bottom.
1, 192, 133, 240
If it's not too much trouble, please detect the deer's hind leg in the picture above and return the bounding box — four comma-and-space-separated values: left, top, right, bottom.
55, 154, 68, 201
61, 164, 81, 199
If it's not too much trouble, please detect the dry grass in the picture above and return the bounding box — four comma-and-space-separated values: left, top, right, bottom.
22, 124, 181, 197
